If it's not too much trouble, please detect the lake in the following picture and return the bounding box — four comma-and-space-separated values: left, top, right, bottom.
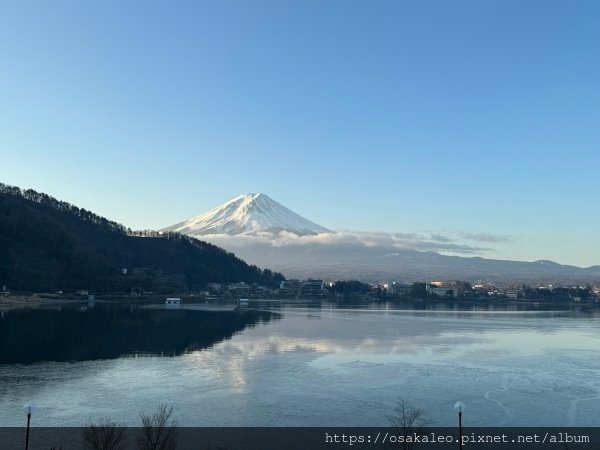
1, 301, 599, 427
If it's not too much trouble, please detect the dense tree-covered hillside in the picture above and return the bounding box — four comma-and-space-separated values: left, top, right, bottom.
0, 183, 284, 292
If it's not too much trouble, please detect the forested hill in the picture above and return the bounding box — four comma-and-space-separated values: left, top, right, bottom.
0, 183, 285, 292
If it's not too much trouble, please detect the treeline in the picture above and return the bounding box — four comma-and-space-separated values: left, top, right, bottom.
521, 285, 594, 301
0, 183, 130, 235
326, 280, 372, 294
0, 182, 284, 292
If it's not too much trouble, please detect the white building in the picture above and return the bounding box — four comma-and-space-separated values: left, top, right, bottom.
301, 279, 323, 296
228, 282, 250, 296
280, 279, 302, 296
165, 297, 182, 307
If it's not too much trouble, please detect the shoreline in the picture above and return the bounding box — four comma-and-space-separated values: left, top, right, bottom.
0, 295, 90, 312
1, 293, 596, 313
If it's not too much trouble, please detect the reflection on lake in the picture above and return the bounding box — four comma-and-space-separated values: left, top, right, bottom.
0, 305, 278, 363
1, 302, 599, 426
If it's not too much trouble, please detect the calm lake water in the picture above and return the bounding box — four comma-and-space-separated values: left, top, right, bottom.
1, 301, 599, 426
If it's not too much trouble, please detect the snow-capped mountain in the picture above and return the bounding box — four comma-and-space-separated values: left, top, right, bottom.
162, 193, 332, 236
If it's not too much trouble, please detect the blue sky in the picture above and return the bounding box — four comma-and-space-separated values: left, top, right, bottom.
1, 0, 599, 266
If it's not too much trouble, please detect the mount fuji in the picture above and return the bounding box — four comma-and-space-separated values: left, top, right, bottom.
161, 193, 331, 237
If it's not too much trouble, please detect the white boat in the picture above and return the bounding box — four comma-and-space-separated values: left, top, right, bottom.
238, 298, 249, 305
165, 297, 182, 307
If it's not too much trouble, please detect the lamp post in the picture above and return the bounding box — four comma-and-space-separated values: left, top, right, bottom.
454, 401, 466, 449
23, 402, 37, 450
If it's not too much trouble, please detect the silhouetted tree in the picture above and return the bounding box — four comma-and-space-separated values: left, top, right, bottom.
410, 282, 428, 298
82, 418, 127, 450
137, 403, 177, 450
387, 400, 431, 450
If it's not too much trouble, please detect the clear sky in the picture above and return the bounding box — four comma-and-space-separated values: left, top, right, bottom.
1, 0, 599, 266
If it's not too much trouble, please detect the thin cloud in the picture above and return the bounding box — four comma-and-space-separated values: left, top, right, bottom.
460, 232, 515, 243
199, 230, 493, 255
429, 233, 454, 243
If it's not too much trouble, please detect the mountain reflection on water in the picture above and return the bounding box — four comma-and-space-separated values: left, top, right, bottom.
0, 304, 279, 364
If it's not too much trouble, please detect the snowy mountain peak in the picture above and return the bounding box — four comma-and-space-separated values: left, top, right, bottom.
161, 193, 332, 237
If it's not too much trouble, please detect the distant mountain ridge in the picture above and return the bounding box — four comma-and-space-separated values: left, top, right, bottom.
0, 183, 284, 292
162, 193, 332, 237
233, 245, 600, 284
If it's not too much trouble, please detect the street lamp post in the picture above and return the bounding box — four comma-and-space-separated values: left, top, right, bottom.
23, 402, 37, 450
454, 401, 466, 449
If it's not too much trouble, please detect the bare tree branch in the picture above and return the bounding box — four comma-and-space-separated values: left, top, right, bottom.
82, 417, 128, 450
387, 399, 431, 450
137, 403, 178, 450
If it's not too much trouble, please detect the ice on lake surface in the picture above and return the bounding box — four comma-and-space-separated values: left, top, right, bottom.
1, 303, 599, 426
